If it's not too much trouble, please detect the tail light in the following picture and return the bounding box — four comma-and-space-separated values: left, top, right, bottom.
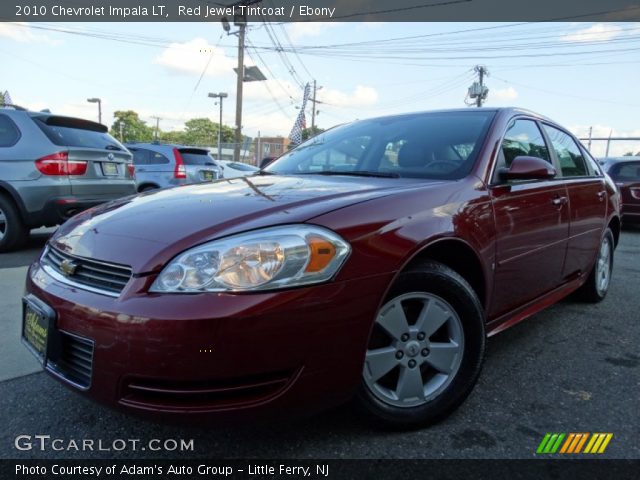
127, 164, 135, 178
173, 148, 186, 179
35, 152, 88, 176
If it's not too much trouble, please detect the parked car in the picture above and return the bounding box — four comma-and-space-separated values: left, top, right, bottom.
125, 143, 221, 192
599, 156, 640, 225
23, 108, 619, 428
215, 160, 259, 178
0, 105, 135, 252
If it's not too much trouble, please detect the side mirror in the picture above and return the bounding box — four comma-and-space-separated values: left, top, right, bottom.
500, 156, 556, 181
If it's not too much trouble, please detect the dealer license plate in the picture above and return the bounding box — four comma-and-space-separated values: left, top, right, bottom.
22, 299, 51, 364
102, 162, 118, 176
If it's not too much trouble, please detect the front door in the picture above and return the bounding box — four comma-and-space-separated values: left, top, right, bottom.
489, 118, 570, 318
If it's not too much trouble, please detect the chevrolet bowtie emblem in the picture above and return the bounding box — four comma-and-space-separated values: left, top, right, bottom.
60, 259, 78, 276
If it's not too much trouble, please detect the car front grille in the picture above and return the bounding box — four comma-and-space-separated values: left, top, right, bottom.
47, 331, 94, 390
42, 245, 132, 296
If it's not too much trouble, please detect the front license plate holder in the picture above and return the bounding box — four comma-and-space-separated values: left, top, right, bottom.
22, 295, 58, 366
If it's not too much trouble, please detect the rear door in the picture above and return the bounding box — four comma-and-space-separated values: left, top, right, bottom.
129, 147, 173, 188
489, 118, 570, 317
178, 148, 220, 183
541, 124, 607, 278
32, 115, 134, 199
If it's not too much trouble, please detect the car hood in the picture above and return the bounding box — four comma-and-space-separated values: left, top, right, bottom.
51, 175, 436, 273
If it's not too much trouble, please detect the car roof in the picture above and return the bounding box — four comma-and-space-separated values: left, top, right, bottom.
125, 142, 209, 150
359, 107, 557, 125
599, 156, 640, 163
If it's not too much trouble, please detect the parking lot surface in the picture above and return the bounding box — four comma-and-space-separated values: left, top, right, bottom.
0, 228, 638, 459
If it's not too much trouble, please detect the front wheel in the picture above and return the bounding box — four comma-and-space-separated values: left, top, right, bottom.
577, 228, 614, 303
355, 261, 485, 429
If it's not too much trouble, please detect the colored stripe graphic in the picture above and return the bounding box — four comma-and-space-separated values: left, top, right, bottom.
537, 433, 565, 454
538, 433, 613, 454
584, 433, 613, 454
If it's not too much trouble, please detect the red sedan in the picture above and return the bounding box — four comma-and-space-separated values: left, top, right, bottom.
600, 157, 640, 225
22, 108, 620, 428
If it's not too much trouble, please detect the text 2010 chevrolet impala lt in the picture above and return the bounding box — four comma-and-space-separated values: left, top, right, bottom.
23, 108, 620, 428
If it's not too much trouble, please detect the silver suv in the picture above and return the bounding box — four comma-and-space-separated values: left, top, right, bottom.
0, 105, 135, 252
125, 143, 221, 192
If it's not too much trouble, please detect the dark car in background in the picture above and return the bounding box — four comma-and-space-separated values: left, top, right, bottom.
0, 105, 135, 252
600, 156, 640, 225
125, 142, 221, 192
23, 108, 619, 428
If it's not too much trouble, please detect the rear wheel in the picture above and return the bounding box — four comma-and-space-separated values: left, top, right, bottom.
0, 195, 28, 252
577, 228, 614, 303
355, 261, 485, 429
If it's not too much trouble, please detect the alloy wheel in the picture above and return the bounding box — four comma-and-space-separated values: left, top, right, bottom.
364, 292, 464, 408
0, 206, 6, 241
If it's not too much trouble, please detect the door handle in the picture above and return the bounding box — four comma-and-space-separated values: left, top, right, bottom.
552, 196, 568, 206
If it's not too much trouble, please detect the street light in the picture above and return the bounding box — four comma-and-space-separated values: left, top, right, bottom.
87, 97, 102, 124
208, 92, 228, 162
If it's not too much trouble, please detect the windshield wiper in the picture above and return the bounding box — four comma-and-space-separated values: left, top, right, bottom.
299, 170, 400, 178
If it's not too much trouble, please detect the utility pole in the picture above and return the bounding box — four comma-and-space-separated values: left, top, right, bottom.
587, 126, 593, 150
208, 92, 228, 161
233, 21, 246, 163
467, 65, 489, 107
151, 116, 161, 141
476, 66, 487, 107
311, 80, 317, 131
309, 80, 324, 132
119, 123, 124, 142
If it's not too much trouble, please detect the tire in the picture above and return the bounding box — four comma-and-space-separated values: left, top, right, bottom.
577, 228, 614, 303
139, 185, 158, 193
0, 194, 29, 252
355, 260, 486, 429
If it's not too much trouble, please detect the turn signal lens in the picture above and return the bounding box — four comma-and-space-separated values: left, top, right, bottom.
305, 236, 337, 273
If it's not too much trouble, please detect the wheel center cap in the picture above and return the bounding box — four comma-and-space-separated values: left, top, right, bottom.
405, 341, 421, 357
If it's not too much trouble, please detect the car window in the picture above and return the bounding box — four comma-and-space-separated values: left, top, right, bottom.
131, 148, 170, 165
267, 111, 496, 180
500, 119, 551, 168
580, 146, 603, 176
178, 149, 213, 166
542, 125, 588, 177
0, 114, 20, 147
32, 115, 125, 150
611, 162, 640, 181
227, 162, 257, 171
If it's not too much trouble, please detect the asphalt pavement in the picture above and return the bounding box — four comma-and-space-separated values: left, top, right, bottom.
0, 227, 638, 459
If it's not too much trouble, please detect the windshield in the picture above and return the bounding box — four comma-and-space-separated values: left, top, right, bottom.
178, 149, 214, 165
266, 111, 495, 180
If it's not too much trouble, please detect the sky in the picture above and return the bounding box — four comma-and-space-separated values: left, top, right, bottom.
1, 20, 639, 156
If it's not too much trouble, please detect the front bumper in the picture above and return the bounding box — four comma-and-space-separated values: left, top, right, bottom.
25, 260, 392, 423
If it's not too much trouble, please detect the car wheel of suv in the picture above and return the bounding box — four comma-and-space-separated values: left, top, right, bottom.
0, 195, 28, 252
578, 228, 614, 303
356, 261, 485, 429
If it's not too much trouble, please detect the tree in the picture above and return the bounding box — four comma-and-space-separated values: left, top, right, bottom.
302, 126, 325, 141
182, 118, 235, 146
110, 110, 153, 143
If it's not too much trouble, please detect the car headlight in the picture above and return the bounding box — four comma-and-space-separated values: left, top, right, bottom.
150, 225, 351, 293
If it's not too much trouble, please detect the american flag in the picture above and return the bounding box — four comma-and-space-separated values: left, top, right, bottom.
288, 83, 311, 146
